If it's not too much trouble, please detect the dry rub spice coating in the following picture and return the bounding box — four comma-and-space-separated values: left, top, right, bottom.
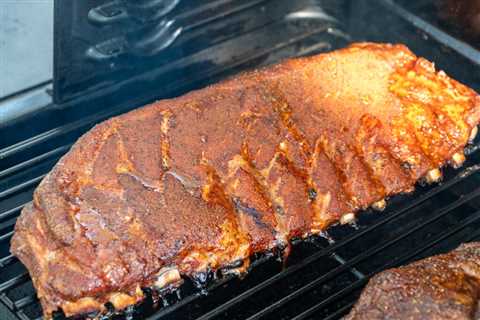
345, 242, 480, 320
10, 43, 480, 318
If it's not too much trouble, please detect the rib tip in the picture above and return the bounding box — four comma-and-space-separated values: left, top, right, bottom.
451, 152, 466, 169
371, 199, 387, 211
469, 126, 478, 143
154, 267, 182, 289
425, 168, 442, 184
340, 213, 356, 225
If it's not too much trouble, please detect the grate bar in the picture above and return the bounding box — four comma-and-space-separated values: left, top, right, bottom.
323, 301, 356, 320
0, 144, 71, 180
0, 230, 14, 243
0, 107, 117, 161
0, 203, 26, 222
16, 310, 41, 320
0, 217, 17, 231
332, 253, 365, 280
1, 294, 15, 310
0, 272, 29, 293
148, 293, 202, 319
291, 278, 367, 320
0, 175, 45, 202
291, 207, 480, 320
245, 186, 480, 320
195, 167, 480, 320
466, 227, 480, 242
14, 295, 37, 310
0, 254, 16, 268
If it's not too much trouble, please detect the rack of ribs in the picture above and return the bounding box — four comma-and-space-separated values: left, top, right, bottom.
10, 42, 480, 318
345, 242, 480, 320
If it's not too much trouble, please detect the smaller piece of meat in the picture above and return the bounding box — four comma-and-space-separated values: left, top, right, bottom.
345, 242, 480, 320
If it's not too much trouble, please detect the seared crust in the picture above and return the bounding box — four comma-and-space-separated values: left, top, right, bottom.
10, 42, 480, 318
345, 242, 480, 320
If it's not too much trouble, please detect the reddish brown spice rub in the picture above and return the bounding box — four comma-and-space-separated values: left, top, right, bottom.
10, 43, 480, 318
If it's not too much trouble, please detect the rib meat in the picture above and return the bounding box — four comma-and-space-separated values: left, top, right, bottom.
345, 242, 480, 320
10, 43, 480, 318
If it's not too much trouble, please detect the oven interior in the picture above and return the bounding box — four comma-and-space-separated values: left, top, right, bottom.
1, 0, 480, 319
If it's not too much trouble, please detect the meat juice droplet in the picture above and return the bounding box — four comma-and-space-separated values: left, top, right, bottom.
274, 243, 292, 269
151, 289, 160, 305
124, 305, 136, 320
350, 220, 360, 230
319, 231, 335, 244
191, 270, 214, 296
161, 297, 169, 307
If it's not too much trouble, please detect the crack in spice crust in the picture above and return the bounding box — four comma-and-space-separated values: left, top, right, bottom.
10, 42, 480, 318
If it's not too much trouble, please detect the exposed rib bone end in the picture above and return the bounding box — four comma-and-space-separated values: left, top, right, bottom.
372, 199, 387, 211
469, 126, 478, 143
108, 290, 142, 310
425, 168, 442, 184
340, 213, 356, 225
451, 152, 466, 169
154, 267, 183, 289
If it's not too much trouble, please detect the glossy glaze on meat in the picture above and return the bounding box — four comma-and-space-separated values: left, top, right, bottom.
345, 242, 480, 320
10, 43, 480, 318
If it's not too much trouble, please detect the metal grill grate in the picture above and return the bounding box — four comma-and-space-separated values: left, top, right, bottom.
2, 0, 480, 319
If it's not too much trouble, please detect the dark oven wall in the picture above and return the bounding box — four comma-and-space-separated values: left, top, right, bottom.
53, 0, 349, 103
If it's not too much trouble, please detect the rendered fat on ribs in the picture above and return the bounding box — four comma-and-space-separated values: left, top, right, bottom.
345, 242, 480, 320
10, 43, 480, 318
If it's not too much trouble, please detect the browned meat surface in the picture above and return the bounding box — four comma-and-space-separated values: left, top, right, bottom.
345, 242, 480, 320
10, 42, 480, 318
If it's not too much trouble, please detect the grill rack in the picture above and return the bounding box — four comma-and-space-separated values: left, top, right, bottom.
3, 0, 480, 319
